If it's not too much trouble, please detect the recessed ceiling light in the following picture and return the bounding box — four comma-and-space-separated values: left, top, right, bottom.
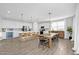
8, 10, 11, 14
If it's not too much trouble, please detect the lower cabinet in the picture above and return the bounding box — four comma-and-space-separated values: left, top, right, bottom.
6, 32, 13, 39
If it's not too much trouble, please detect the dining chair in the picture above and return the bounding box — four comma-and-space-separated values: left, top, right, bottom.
38, 35, 49, 49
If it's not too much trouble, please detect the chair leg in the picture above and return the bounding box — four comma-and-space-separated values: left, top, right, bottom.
38, 42, 41, 48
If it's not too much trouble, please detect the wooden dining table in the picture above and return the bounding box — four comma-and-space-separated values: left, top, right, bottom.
38, 33, 58, 48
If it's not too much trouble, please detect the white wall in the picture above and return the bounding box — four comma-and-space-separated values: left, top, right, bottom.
0, 17, 2, 40
38, 22, 50, 30
0, 17, 2, 31
73, 4, 79, 54
33, 22, 39, 32
64, 17, 73, 39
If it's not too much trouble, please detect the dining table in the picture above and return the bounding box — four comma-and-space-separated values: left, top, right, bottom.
38, 33, 58, 48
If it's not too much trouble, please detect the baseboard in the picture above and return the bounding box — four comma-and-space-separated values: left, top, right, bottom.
74, 51, 79, 55
72, 47, 79, 55
72, 48, 76, 53
71, 39, 74, 41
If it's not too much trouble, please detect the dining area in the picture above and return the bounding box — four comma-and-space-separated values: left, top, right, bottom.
19, 31, 58, 49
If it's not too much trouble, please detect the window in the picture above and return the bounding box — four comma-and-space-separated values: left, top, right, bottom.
51, 20, 65, 31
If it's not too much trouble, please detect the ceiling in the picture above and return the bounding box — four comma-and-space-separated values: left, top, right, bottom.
0, 3, 76, 22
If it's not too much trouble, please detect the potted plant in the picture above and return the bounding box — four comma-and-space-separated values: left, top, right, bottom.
67, 26, 72, 40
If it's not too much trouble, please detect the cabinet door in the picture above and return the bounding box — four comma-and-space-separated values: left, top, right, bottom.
58, 31, 64, 39
6, 32, 13, 39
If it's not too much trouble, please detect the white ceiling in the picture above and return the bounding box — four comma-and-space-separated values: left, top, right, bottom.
0, 3, 76, 22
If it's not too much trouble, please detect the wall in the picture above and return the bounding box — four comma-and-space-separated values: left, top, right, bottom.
64, 17, 73, 39
33, 22, 39, 32
0, 17, 2, 31
73, 4, 79, 54
38, 22, 50, 31
0, 17, 2, 40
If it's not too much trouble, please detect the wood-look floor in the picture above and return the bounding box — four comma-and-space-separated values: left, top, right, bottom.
0, 38, 74, 55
